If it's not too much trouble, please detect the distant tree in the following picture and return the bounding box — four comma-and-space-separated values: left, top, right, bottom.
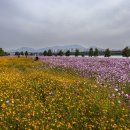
94, 48, 99, 56
0, 48, 5, 56
30, 53, 33, 56
4, 52, 9, 56
25, 51, 28, 57
81, 53, 85, 57
54, 53, 57, 56
47, 49, 52, 56
43, 50, 48, 56
88, 48, 93, 57
75, 49, 80, 56
65, 50, 71, 56
104, 48, 111, 57
15, 52, 18, 55
58, 50, 64, 56
15, 52, 20, 57
20, 51, 24, 56
122, 47, 130, 57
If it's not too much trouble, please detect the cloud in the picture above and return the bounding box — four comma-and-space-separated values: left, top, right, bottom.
0, 0, 130, 50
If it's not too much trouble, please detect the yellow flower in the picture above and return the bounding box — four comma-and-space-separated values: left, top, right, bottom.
67, 123, 72, 129
1, 103, 6, 109
72, 122, 76, 125
110, 119, 114, 122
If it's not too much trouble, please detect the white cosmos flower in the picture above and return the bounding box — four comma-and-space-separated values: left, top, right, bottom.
114, 88, 118, 91
112, 93, 115, 97
125, 94, 128, 97
6, 100, 9, 104
118, 93, 121, 96
118, 100, 121, 103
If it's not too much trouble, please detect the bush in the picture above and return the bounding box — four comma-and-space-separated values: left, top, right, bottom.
88, 48, 93, 57
0, 48, 5, 56
75, 49, 80, 56
122, 47, 130, 57
104, 48, 111, 57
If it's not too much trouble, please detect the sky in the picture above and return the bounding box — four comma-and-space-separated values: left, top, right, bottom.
0, 0, 130, 50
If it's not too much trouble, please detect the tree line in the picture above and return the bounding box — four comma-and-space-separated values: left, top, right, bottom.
15, 51, 29, 57
41, 48, 111, 57
41, 47, 130, 57
0, 47, 130, 57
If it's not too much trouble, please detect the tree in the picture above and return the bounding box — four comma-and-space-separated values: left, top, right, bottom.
75, 49, 80, 56
104, 48, 111, 57
65, 50, 71, 56
88, 48, 93, 57
30, 53, 33, 56
0, 48, 4, 56
47, 49, 52, 56
20, 51, 24, 56
57, 50, 64, 56
4, 52, 9, 56
81, 53, 85, 57
15, 52, 20, 57
25, 51, 28, 57
43, 50, 48, 56
94, 48, 99, 56
122, 47, 130, 57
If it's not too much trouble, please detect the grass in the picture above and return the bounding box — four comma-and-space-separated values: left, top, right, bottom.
0, 57, 129, 130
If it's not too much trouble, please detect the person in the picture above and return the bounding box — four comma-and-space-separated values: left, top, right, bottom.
34, 56, 39, 61
34, 54, 39, 61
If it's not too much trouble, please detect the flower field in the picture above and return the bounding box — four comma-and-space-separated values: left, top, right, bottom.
0, 57, 130, 129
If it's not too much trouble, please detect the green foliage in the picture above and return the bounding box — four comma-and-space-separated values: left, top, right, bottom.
15, 52, 20, 57
43, 50, 48, 56
94, 48, 99, 56
104, 48, 111, 57
122, 47, 130, 57
47, 49, 52, 56
30, 53, 33, 56
25, 51, 28, 57
4, 52, 10, 56
0, 48, 5, 56
57, 50, 64, 56
75, 49, 80, 56
20, 51, 24, 56
88, 48, 93, 56
81, 53, 85, 57
65, 50, 71, 56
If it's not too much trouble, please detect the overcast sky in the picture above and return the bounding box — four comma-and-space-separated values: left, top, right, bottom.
0, 0, 130, 50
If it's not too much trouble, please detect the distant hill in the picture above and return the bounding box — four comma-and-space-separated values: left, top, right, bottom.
9, 45, 105, 53
9, 47, 36, 52
37, 44, 87, 52
9, 45, 86, 52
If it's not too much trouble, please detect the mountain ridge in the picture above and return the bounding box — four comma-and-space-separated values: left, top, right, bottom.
9, 44, 105, 52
